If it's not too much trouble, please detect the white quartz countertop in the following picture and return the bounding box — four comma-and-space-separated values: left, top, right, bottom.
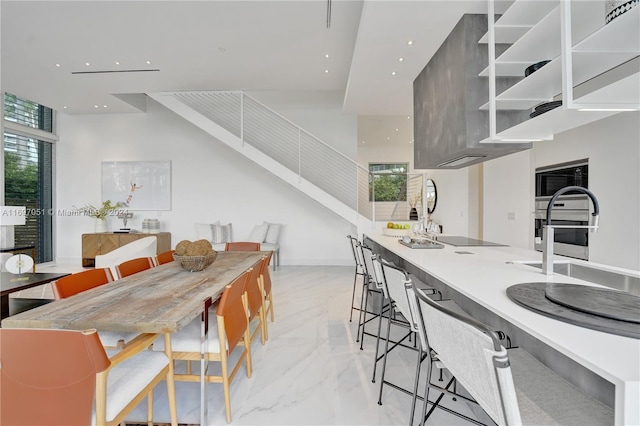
366, 232, 640, 425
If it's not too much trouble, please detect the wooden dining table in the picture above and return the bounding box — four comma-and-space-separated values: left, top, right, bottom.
1, 250, 266, 426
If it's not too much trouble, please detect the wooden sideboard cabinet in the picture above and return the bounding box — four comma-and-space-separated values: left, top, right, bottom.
81, 232, 171, 267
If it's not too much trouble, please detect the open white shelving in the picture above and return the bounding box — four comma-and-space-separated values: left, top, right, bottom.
479, 0, 639, 144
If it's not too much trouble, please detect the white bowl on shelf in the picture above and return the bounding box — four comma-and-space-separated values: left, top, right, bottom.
382, 227, 411, 237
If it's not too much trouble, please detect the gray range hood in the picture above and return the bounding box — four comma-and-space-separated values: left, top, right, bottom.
413, 14, 531, 169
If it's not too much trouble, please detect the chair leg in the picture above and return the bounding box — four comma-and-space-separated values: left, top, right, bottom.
409, 346, 423, 426
359, 280, 372, 350
419, 357, 433, 426
349, 267, 359, 322
147, 389, 154, 426
163, 334, 179, 426
356, 276, 368, 343
268, 292, 275, 322
372, 295, 387, 382
377, 305, 394, 405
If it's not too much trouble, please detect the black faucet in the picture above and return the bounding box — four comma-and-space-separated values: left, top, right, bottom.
543, 186, 600, 275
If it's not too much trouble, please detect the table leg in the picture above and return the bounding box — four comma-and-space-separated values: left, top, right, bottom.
201, 302, 211, 426
163, 333, 178, 426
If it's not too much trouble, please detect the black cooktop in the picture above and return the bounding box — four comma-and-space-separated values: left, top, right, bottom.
435, 236, 507, 247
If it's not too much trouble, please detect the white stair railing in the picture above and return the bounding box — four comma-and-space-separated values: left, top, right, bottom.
170, 91, 369, 219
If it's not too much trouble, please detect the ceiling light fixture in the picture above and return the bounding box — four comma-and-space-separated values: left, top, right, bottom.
63, 106, 67, 109
407, 40, 414, 45
391, 71, 396, 76
325, 69, 329, 73
398, 57, 404, 62
115, 61, 120, 65
103, 105, 107, 108
407, 116, 411, 119
94, 105, 99, 108
55, 63, 61, 67
85, 62, 90, 66
325, 54, 330, 58
146, 60, 151, 65
395, 128, 399, 131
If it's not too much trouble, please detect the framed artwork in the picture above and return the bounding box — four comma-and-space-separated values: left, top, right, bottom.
102, 161, 171, 210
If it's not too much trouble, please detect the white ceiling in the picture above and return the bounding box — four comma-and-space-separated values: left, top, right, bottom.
1, 0, 503, 118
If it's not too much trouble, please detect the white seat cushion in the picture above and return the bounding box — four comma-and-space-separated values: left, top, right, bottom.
92, 349, 169, 424
154, 313, 228, 353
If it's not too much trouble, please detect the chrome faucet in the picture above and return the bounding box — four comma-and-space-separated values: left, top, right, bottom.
542, 186, 600, 275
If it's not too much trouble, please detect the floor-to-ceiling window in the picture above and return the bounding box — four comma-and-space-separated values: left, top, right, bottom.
3, 92, 55, 263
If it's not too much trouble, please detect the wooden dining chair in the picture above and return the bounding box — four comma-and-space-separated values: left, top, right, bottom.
225, 241, 260, 251
258, 252, 275, 339
52, 268, 138, 349
1, 328, 177, 426
0, 328, 111, 426
52, 267, 114, 300
115, 256, 155, 279
153, 270, 252, 423
246, 262, 268, 345
96, 332, 178, 426
155, 249, 175, 265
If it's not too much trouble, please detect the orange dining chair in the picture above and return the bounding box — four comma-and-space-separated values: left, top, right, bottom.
155, 249, 175, 265
225, 241, 260, 251
51, 268, 138, 349
52, 268, 114, 300
246, 261, 268, 345
258, 252, 275, 338
153, 270, 252, 423
0, 328, 111, 426
115, 256, 155, 279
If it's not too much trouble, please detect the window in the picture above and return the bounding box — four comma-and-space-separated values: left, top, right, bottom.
369, 163, 408, 202
3, 93, 54, 263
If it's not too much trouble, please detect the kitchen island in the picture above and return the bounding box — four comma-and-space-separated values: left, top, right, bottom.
365, 232, 640, 426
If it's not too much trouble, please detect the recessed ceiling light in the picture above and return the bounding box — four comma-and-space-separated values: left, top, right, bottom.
115, 61, 120, 65
362, 141, 365, 144
63, 106, 67, 109
395, 128, 399, 132
387, 137, 390, 140
55, 63, 61, 67
325, 69, 329, 73
94, 105, 99, 108
391, 71, 396, 76
103, 105, 108, 108
407, 116, 411, 119
409, 140, 413, 144
407, 40, 414, 45
85, 62, 90, 66
325, 54, 330, 58
398, 57, 404, 62
146, 60, 151, 64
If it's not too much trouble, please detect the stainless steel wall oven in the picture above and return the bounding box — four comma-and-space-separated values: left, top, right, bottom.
534, 160, 590, 260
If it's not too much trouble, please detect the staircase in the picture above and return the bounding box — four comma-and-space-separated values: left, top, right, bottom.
148, 91, 372, 230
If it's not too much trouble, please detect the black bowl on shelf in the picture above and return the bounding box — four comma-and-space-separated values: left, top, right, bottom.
524, 60, 551, 77
530, 101, 562, 118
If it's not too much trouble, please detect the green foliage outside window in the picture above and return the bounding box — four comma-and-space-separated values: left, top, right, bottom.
369, 163, 408, 202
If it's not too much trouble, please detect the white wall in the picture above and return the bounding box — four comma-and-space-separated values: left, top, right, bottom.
54, 98, 357, 266
483, 149, 534, 249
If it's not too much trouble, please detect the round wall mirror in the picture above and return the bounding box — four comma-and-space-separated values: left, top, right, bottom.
425, 179, 437, 214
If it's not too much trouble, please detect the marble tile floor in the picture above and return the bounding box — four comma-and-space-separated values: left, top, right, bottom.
17, 264, 481, 425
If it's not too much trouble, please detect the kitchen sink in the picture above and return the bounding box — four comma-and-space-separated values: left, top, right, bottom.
517, 261, 640, 296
